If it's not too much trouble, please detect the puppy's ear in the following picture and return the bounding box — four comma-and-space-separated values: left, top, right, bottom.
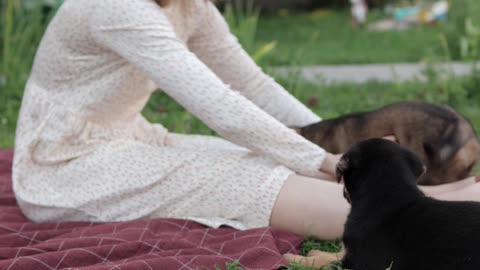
336, 151, 361, 183
405, 150, 426, 179
336, 156, 348, 183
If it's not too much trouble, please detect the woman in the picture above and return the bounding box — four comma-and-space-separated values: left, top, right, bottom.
12, 0, 480, 244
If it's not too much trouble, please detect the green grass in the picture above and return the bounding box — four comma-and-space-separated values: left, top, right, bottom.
0, 1, 58, 148
255, 10, 444, 66
299, 238, 342, 255
0, 129, 15, 149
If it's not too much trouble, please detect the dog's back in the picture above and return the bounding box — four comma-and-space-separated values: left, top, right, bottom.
393, 198, 480, 270
344, 199, 480, 270
300, 101, 480, 185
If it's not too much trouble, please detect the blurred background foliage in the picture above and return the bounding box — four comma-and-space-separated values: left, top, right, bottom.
1, 0, 480, 148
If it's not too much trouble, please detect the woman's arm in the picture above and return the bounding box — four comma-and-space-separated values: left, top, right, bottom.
90, 0, 332, 178
187, 2, 321, 128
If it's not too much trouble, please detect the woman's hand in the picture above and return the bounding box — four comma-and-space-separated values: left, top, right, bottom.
318, 136, 397, 181
320, 153, 342, 181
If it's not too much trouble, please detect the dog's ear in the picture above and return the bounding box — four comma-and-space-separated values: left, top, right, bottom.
423, 123, 461, 163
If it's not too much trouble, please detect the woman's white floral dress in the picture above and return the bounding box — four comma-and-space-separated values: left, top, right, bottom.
13, 0, 326, 229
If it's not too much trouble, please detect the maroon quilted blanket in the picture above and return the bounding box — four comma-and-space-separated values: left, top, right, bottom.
0, 149, 303, 270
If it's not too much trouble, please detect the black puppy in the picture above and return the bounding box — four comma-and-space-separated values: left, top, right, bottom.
337, 138, 480, 270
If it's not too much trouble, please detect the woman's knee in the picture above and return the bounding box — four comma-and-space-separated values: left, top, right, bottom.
270, 174, 349, 240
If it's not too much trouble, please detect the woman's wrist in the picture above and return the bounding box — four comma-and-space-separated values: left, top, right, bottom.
319, 136, 396, 178
320, 153, 342, 177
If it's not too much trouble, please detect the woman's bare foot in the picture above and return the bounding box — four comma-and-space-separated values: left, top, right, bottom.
420, 176, 478, 196
283, 249, 343, 268
435, 179, 480, 202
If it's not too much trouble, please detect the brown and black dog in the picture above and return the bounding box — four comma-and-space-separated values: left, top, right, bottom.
297, 101, 480, 185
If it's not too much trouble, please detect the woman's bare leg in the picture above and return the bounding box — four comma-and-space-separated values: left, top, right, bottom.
270, 174, 479, 240
270, 173, 349, 240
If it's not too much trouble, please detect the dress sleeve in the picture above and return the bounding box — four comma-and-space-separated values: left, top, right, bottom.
90, 0, 326, 178
188, 2, 321, 128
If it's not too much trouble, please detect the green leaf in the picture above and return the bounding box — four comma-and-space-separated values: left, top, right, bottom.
252, 41, 277, 62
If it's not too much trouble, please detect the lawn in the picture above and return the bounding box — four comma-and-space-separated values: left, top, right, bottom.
143, 78, 480, 137
254, 0, 480, 66
255, 11, 443, 66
